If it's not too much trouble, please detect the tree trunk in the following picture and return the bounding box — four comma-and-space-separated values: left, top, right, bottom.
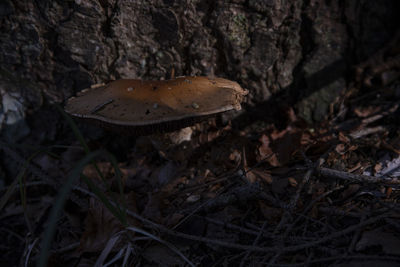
0, 0, 398, 138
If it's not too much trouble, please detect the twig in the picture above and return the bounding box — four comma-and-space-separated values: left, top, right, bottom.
79, 185, 389, 254
268, 254, 400, 266
123, 193, 390, 253
240, 222, 267, 267
196, 184, 286, 212
349, 126, 386, 139
126, 226, 195, 267
0, 142, 87, 207
268, 155, 326, 266
173, 180, 238, 230
348, 214, 366, 253
284, 185, 344, 237
317, 166, 400, 184
318, 206, 385, 218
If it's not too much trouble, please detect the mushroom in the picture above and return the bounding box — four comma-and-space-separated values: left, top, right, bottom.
65, 76, 248, 135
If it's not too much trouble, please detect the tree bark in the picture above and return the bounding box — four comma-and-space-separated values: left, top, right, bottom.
0, 0, 399, 136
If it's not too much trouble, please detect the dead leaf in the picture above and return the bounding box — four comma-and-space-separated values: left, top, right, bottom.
168, 126, 193, 144
287, 107, 297, 123
79, 194, 132, 253
243, 146, 272, 184
288, 177, 298, 187
245, 169, 257, 183
335, 143, 346, 154
82, 162, 115, 181
374, 163, 382, 173
271, 128, 302, 166
79, 192, 137, 253
257, 134, 280, 166
386, 187, 392, 198
229, 149, 241, 165
348, 145, 358, 151
338, 132, 350, 143
354, 106, 381, 118
252, 169, 273, 184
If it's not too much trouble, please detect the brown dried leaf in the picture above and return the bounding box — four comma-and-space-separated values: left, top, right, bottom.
335, 143, 346, 154
258, 134, 273, 159
348, 145, 358, 151
270, 128, 288, 140
80, 200, 121, 252
257, 134, 280, 166
338, 132, 350, 143
252, 169, 273, 184
288, 177, 298, 187
168, 126, 193, 144
79, 192, 137, 253
386, 187, 392, 198
354, 106, 381, 118
287, 107, 297, 123
374, 162, 382, 173
271, 128, 302, 166
245, 170, 257, 183
229, 149, 242, 165
82, 162, 113, 180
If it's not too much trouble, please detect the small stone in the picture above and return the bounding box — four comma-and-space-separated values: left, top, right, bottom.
186, 195, 200, 203
153, 103, 158, 109
191, 102, 199, 109
127, 87, 134, 91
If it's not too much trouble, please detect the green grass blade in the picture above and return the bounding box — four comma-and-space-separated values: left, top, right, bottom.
0, 149, 44, 212
56, 104, 127, 223
37, 149, 105, 267
55, 104, 90, 153
0, 173, 20, 211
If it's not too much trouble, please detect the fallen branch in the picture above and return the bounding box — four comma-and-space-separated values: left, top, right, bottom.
317, 167, 400, 184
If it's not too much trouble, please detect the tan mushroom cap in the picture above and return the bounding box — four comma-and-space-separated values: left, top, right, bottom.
65, 76, 248, 133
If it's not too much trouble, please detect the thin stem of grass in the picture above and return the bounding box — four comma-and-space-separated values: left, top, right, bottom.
37, 149, 106, 267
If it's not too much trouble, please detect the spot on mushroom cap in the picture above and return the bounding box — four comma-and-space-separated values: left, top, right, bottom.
65, 76, 248, 133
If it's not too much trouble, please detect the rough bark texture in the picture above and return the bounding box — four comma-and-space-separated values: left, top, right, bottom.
0, 0, 399, 139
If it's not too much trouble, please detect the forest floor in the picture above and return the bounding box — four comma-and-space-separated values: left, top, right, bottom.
1, 72, 400, 266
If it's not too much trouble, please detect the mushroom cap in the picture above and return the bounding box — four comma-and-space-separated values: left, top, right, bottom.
65, 76, 248, 134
